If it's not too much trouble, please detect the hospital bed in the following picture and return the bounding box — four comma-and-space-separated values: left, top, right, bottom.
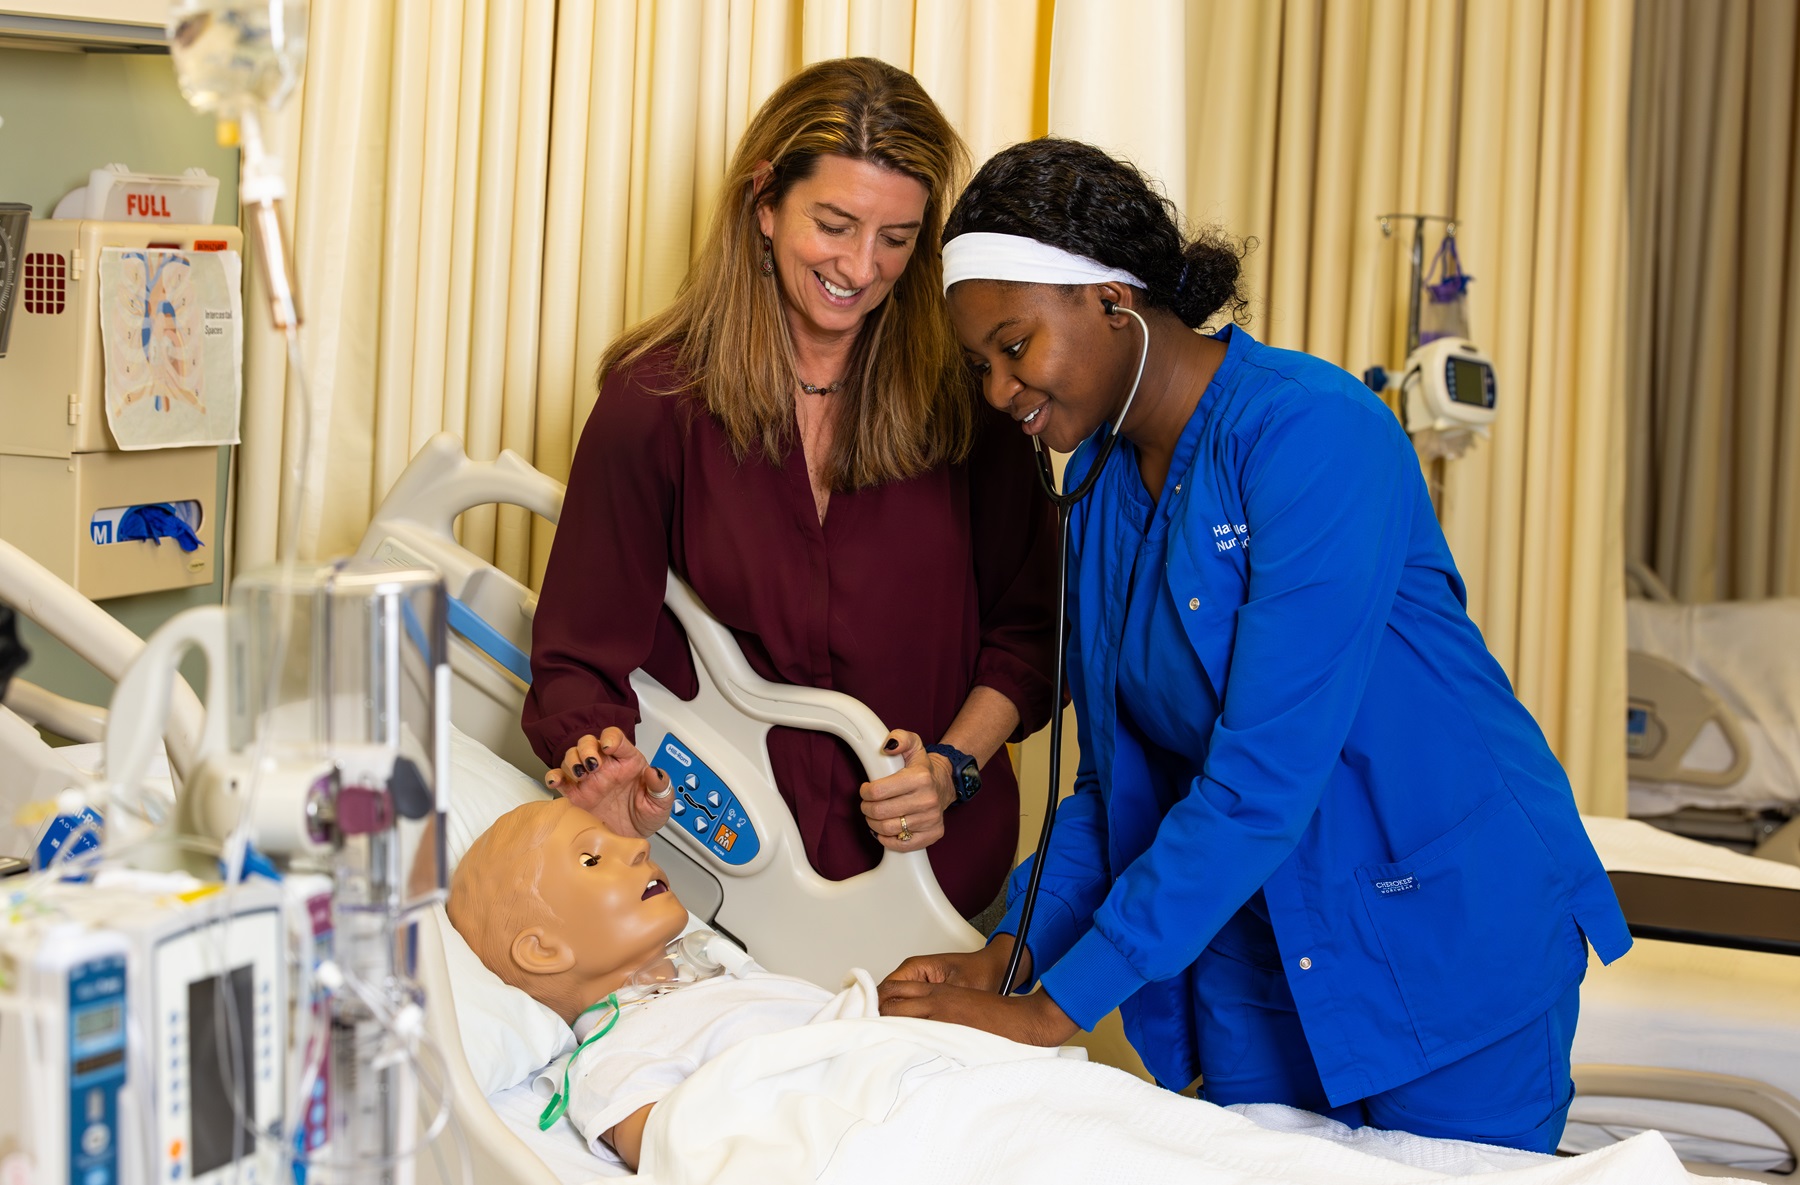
2, 437, 1793, 1183
351, 438, 1800, 1182
1625, 561, 1800, 867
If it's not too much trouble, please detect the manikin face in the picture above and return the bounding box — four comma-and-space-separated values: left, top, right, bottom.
525, 802, 689, 988
756, 154, 929, 351
948, 279, 1138, 455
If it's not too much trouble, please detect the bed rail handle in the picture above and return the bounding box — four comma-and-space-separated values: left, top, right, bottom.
371, 433, 566, 538
1574, 1063, 1800, 1181
662, 573, 900, 784
3, 678, 107, 744
0, 538, 205, 780
103, 606, 229, 834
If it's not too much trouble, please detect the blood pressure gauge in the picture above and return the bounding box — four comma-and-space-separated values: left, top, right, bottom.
1400, 337, 1497, 435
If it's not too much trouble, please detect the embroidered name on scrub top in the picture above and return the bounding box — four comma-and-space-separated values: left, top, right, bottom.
1210, 522, 1250, 553
1374, 876, 1418, 896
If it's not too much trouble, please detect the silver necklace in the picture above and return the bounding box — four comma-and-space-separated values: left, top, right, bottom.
797, 378, 842, 395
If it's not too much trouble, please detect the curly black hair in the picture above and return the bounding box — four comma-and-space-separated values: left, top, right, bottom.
945, 138, 1249, 330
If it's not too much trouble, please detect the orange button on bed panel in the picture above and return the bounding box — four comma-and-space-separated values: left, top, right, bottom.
193, 240, 230, 252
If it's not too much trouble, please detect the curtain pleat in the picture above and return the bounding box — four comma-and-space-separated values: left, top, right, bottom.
1628, 0, 1800, 604
528, 0, 599, 587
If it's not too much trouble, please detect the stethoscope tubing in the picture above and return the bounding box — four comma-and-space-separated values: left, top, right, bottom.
1000, 306, 1150, 996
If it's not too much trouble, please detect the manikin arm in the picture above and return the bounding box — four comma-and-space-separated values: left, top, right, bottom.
606, 1104, 656, 1172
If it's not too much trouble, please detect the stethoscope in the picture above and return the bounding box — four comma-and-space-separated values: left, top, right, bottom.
1000, 299, 1150, 996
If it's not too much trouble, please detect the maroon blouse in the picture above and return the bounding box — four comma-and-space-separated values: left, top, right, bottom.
524, 348, 1059, 916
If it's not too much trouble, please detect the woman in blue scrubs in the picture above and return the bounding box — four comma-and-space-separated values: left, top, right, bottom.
877, 138, 1632, 1153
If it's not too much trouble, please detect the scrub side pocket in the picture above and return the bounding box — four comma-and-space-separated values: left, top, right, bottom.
1355, 793, 1581, 1062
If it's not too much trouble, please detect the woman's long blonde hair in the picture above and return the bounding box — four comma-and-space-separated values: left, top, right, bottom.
599, 57, 975, 489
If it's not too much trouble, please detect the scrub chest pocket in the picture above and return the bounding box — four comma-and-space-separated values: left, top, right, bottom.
1355, 792, 1586, 1061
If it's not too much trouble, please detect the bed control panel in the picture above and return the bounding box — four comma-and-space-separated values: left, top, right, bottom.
651, 733, 762, 867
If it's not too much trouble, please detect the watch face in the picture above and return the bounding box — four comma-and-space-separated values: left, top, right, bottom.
959, 762, 982, 800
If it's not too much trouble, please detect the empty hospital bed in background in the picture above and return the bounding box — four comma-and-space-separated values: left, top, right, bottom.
1575, 815, 1800, 1179
1626, 561, 1800, 866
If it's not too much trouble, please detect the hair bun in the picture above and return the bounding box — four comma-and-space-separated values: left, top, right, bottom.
1170, 237, 1247, 329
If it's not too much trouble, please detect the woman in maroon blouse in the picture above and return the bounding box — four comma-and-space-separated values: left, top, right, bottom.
525, 59, 1057, 918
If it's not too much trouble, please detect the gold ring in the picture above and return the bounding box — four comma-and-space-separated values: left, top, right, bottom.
898, 816, 911, 843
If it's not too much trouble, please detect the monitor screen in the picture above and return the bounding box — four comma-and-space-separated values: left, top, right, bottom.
1450, 357, 1491, 407
188, 965, 259, 1178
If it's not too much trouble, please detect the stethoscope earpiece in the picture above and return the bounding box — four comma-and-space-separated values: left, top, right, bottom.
1101, 297, 1118, 316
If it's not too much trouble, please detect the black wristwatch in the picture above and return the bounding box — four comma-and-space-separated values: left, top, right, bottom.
926, 743, 982, 804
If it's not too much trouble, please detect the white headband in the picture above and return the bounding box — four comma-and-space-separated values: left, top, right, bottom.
941, 231, 1145, 295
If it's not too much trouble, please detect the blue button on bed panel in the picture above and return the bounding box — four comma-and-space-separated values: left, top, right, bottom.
648, 733, 761, 866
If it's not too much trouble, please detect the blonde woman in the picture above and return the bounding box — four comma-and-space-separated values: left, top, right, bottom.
526, 58, 1057, 920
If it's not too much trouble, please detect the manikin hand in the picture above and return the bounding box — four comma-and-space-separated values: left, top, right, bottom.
860, 729, 955, 852
545, 727, 674, 839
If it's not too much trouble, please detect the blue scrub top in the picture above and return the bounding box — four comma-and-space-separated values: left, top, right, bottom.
993, 325, 1631, 1106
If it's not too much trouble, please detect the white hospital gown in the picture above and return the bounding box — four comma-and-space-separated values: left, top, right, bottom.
535, 966, 881, 1170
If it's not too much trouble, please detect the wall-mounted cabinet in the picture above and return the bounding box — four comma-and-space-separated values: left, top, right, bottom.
0, 7, 238, 704
0, 2, 167, 47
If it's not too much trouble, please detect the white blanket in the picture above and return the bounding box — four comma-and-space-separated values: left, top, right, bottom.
636, 1016, 1727, 1185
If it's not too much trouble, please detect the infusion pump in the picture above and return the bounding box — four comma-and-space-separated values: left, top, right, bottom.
1400, 336, 1498, 435
0, 878, 286, 1185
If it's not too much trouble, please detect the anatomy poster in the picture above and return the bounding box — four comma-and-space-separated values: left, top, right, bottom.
98, 247, 244, 449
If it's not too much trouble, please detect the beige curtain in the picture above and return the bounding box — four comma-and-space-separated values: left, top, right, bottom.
1624, 0, 1800, 605
240, 0, 562, 571
1441, 0, 1635, 816
239, 0, 1047, 585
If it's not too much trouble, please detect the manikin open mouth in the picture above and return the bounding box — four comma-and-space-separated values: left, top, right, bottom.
641, 878, 668, 900
1022, 407, 1042, 424
817, 273, 861, 298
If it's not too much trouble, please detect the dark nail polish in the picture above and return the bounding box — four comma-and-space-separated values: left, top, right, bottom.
883, 738, 899, 752
585, 757, 599, 772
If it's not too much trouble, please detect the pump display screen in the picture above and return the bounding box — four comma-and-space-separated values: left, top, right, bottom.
75, 1003, 121, 1040
1450, 357, 1492, 407
189, 965, 259, 1177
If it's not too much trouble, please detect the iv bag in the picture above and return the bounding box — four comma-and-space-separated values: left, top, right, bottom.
1419, 232, 1473, 345
168, 1, 309, 118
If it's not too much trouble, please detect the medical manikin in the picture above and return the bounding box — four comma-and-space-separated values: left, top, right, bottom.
448, 799, 880, 1171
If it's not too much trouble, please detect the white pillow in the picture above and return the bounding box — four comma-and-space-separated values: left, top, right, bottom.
444, 725, 556, 869
435, 906, 576, 1095
439, 726, 574, 1094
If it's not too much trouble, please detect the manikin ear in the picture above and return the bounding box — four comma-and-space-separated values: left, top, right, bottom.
511, 926, 578, 977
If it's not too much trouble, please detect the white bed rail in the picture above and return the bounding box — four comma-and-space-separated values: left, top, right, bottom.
1575, 1064, 1800, 1181
359, 434, 982, 988
0, 538, 205, 778
3, 678, 107, 745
